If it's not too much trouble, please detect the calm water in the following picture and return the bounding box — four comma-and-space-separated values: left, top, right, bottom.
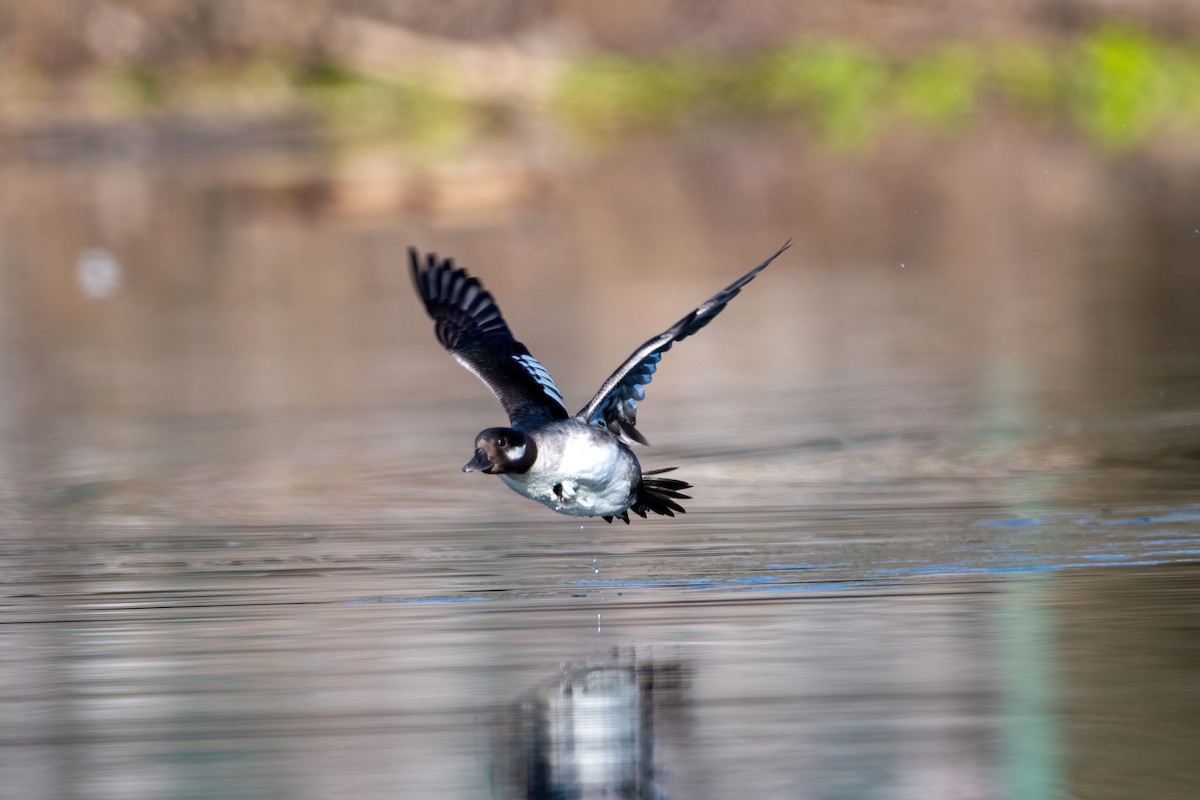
2, 125, 1200, 799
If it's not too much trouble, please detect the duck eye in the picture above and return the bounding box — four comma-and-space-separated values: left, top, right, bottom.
497, 436, 508, 448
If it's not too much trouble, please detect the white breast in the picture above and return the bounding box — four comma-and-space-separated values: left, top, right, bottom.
500, 423, 637, 517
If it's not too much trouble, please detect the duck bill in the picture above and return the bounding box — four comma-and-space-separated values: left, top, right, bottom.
463, 451, 494, 473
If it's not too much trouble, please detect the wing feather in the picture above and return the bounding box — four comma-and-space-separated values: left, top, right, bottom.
576, 241, 790, 444
410, 248, 569, 426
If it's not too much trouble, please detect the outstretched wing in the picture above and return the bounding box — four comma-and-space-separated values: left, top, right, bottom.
577, 241, 790, 445
410, 248, 569, 426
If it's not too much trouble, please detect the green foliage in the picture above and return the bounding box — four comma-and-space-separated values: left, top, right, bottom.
990, 42, 1058, 112
294, 61, 362, 91
555, 55, 716, 131
895, 44, 983, 130
109, 64, 166, 110
556, 43, 891, 148
1066, 26, 1200, 148
31, 24, 1200, 154
294, 62, 474, 155
555, 26, 1200, 150
754, 42, 888, 148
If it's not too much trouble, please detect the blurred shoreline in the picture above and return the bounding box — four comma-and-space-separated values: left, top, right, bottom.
1, 4, 1199, 162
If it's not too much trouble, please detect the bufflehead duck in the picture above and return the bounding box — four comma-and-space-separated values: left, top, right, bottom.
410, 242, 789, 523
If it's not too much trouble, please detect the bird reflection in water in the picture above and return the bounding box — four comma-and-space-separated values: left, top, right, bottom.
492, 653, 689, 799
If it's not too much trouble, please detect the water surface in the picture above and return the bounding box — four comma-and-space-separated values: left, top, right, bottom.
2, 125, 1199, 799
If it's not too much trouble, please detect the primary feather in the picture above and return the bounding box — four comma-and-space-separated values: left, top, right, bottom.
577, 240, 791, 445
409, 248, 569, 426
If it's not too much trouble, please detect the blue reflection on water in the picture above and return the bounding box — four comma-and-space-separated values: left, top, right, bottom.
346, 503, 1200, 605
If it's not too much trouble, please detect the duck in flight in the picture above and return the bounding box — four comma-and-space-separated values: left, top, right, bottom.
410, 242, 789, 523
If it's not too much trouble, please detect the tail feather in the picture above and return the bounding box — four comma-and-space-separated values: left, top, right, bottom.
632, 467, 692, 519
600, 467, 693, 524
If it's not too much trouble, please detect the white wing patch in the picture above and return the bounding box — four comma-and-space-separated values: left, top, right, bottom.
513, 353, 565, 406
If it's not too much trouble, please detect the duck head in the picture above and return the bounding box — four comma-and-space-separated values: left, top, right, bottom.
463, 428, 536, 475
